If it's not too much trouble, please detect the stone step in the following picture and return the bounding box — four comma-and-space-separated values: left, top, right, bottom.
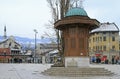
45, 68, 111, 73
45, 72, 113, 76
46, 67, 106, 71
44, 72, 113, 75
43, 70, 113, 75
42, 72, 114, 77
44, 68, 111, 72
44, 71, 112, 74
42, 67, 114, 77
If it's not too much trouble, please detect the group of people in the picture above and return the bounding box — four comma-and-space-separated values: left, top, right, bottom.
91, 56, 108, 64
91, 55, 120, 64
111, 56, 120, 64
8, 58, 22, 63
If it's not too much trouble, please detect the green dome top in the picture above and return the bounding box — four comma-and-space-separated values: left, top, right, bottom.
65, 8, 88, 17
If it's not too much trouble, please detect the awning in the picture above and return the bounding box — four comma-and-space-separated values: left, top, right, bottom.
95, 54, 101, 56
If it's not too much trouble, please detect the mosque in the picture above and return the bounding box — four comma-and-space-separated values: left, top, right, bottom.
0, 26, 22, 63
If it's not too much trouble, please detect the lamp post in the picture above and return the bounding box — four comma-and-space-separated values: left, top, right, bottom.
33, 29, 38, 63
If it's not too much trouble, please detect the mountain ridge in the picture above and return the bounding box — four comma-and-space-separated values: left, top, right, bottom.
0, 36, 56, 44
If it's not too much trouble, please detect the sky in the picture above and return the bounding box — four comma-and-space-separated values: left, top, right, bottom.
0, 0, 120, 39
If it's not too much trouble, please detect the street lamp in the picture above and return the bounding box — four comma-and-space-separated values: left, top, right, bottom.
33, 29, 38, 63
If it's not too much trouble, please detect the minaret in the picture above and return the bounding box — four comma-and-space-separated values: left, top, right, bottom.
3, 25, 7, 39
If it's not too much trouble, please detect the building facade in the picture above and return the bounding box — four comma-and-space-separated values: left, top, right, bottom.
0, 36, 22, 62
89, 22, 119, 61
36, 43, 58, 63
36, 43, 58, 55
0, 36, 22, 55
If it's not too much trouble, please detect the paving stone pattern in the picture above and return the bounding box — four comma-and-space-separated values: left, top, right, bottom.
0, 64, 120, 79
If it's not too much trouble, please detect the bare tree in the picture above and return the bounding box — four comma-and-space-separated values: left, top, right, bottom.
46, 0, 79, 20
46, 0, 79, 66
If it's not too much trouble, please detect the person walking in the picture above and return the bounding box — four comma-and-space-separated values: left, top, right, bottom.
112, 56, 115, 64
114, 56, 119, 64
117, 56, 120, 64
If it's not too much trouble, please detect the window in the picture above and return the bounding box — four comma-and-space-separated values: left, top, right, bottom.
100, 46, 102, 50
9, 42, 11, 46
96, 37, 97, 42
89, 39, 91, 42
93, 38, 95, 42
103, 46, 106, 51
98, 37, 99, 42
103, 36, 106, 41
112, 37, 115, 41
112, 46, 115, 50
96, 46, 99, 51
14, 45, 19, 49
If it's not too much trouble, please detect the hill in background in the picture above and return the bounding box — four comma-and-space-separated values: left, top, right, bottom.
0, 36, 56, 44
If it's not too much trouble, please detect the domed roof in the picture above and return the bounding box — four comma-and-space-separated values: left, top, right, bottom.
65, 8, 88, 17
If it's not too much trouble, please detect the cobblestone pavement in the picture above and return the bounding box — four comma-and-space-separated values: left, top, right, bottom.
0, 63, 120, 79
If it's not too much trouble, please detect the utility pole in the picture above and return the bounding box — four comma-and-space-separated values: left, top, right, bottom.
33, 29, 38, 63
